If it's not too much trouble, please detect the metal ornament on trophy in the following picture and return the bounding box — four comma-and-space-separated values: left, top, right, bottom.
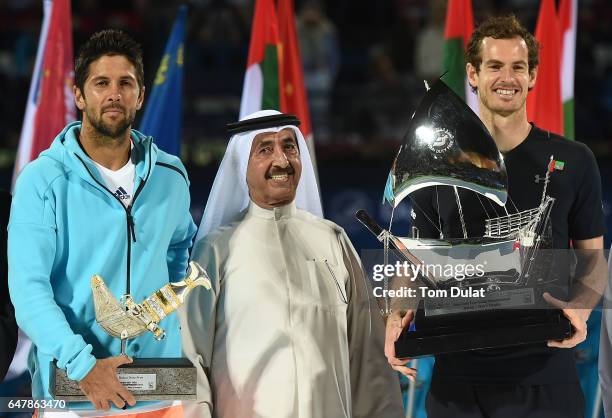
356, 80, 572, 358
50, 261, 211, 401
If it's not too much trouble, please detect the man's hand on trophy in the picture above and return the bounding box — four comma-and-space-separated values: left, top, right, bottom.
543, 292, 590, 349
384, 310, 417, 381
78, 354, 137, 410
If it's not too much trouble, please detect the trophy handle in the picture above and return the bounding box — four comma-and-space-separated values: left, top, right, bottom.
184, 261, 212, 290
355, 209, 438, 289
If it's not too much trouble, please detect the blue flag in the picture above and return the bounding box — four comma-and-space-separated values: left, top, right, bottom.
139, 5, 187, 156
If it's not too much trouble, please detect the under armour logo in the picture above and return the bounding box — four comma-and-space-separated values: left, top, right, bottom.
534, 174, 544, 183
114, 187, 130, 200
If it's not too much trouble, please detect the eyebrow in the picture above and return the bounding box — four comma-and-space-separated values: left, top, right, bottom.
484, 59, 528, 66
257, 137, 294, 146
256, 139, 275, 148
281, 130, 298, 143
281, 135, 297, 144
90, 75, 137, 82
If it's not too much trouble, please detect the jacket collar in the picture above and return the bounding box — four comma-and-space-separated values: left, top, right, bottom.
45, 121, 158, 192
247, 200, 297, 221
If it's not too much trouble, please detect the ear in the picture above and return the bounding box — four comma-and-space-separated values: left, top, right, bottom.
528, 66, 538, 90
466, 62, 479, 90
245, 158, 255, 191
73, 85, 86, 111
136, 86, 145, 110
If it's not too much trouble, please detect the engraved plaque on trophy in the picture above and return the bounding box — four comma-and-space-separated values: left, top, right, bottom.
356, 80, 572, 358
50, 261, 211, 401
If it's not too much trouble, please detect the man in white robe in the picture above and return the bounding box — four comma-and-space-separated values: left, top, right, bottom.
180, 110, 404, 418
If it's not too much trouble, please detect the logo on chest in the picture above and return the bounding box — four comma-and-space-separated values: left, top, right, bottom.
535, 159, 566, 183
114, 186, 131, 200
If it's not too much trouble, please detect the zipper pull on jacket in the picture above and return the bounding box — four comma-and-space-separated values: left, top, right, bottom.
127, 212, 137, 242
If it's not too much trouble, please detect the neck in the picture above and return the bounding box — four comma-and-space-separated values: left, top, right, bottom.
79, 118, 131, 170
479, 105, 532, 153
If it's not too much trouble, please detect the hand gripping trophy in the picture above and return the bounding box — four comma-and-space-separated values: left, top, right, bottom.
51, 261, 211, 401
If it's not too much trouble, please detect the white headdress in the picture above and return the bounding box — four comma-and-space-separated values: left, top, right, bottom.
195, 110, 322, 240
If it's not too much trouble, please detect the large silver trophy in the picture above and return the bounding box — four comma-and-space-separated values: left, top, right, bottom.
356, 80, 572, 357
50, 261, 211, 401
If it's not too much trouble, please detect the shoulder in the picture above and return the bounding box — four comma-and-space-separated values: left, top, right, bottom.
204, 222, 241, 245
530, 126, 598, 174
531, 126, 595, 159
192, 217, 244, 261
14, 155, 67, 197
153, 147, 190, 185
199, 209, 250, 246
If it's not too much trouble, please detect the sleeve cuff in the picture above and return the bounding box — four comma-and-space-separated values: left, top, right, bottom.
65, 344, 97, 382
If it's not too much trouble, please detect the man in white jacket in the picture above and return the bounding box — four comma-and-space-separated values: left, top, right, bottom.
180, 110, 404, 418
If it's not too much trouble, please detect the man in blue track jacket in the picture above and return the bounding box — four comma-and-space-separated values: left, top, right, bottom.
8, 30, 196, 412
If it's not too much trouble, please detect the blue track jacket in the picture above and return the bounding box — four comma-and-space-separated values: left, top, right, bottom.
8, 121, 197, 399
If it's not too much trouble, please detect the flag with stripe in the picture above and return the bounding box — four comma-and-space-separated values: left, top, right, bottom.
278, 0, 311, 140
441, 0, 479, 113
527, 0, 563, 135
239, 0, 285, 118
139, 5, 187, 156
277, 0, 320, 185
559, 0, 577, 139
14, 0, 75, 184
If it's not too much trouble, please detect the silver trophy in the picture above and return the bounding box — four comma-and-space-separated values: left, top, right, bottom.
51, 261, 211, 401
356, 80, 571, 357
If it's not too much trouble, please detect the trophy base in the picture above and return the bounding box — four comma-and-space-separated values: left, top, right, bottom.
395, 309, 573, 358
50, 358, 196, 401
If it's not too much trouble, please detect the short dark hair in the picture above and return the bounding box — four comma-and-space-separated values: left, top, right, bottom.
74, 29, 144, 95
466, 15, 539, 74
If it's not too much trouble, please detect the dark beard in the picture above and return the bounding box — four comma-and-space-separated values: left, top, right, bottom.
89, 110, 135, 139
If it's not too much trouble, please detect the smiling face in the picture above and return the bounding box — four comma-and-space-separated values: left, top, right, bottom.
246, 128, 302, 209
467, 36, 537, 117
74, 54, 144, 139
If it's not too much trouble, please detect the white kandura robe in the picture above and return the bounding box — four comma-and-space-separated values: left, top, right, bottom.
180, 202, 404, 418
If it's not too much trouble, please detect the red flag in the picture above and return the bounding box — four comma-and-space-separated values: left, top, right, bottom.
239, 0, 284, 117
246, 0, 281, 68
527, 0, 562, 135
277, 0, 321, 197
277, 0, 312, 140
444, 0, 474, 50
14, 0, 75, 182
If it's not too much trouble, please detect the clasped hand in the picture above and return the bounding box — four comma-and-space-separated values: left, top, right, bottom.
543, 292, 590, 349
